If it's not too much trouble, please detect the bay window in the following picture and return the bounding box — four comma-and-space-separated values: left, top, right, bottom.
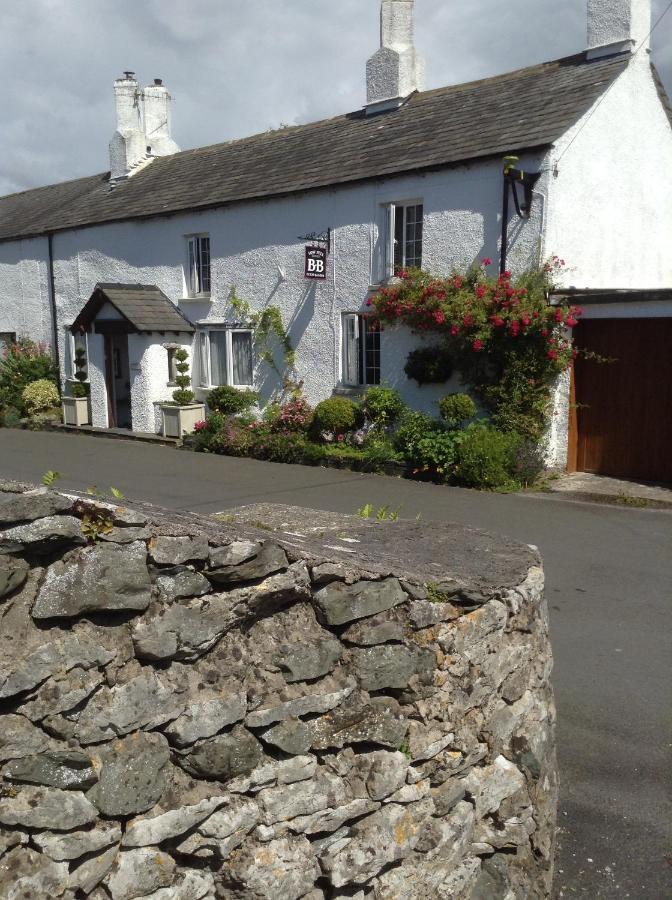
342, 314, 381, 387
198, 328, 254, 388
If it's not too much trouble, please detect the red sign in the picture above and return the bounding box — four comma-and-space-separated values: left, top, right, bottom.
305, 246, 327, 280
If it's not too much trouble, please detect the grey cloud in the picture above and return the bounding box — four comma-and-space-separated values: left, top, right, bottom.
1, 0, 670, 196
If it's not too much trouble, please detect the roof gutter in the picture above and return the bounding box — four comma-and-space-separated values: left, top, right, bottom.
47, 233, 60, 372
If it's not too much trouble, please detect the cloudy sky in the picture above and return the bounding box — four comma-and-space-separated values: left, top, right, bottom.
1, 0, 670, 196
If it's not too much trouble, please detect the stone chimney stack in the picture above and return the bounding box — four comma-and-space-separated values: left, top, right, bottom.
366, 0, 425, 114
587, 0, 651, 59
143, 78, 180, 157
109, 72, 147, 183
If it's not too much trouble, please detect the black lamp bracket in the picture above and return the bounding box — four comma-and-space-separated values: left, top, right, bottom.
298, 228, 331, 254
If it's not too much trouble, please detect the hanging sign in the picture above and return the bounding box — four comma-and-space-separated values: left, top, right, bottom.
304, 246, 327, 280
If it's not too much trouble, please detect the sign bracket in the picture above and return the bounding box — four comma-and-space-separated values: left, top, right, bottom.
298, 228, 331, 254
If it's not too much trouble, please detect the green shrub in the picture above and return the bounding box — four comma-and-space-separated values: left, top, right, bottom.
207, 385, 259, 415
0, 338, 58, 416
0, 406, 21, 428
362, 436, 401, 470
22, 379, 60, 414
454, 425, 521, 490
364, 387, 405, 426
393, 410, 438, 459
404, 345, 454, 385
171, 348, 195, 406
312, 397, 361, 436
439, 393, 476, 427
71, 382, 89, 399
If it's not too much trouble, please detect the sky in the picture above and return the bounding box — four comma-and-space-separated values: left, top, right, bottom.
1, 0, 670, 197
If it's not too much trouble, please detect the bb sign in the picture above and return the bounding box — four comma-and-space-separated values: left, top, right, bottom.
304, 246, 327, 280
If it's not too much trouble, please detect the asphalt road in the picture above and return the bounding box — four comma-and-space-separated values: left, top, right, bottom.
1, 429, 670, 898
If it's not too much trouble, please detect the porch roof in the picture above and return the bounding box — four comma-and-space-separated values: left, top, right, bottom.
71, 284, 195, 334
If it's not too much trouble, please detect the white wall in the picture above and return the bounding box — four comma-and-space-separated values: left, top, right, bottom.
0, 237, 52, 346
545, 56, 672, 290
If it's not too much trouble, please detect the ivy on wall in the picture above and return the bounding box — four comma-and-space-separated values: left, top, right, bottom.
230, 290, 295, 377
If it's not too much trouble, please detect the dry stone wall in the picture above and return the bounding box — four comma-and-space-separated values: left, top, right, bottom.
0, 484, 557, 899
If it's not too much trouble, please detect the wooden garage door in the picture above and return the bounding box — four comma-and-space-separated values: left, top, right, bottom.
571, 318, 672, 483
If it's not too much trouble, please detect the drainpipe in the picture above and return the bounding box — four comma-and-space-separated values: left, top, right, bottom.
47, 233, 61, 373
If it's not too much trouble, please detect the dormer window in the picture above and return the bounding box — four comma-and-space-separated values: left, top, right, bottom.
186, 234, 211, 297
386, 202, 423, 277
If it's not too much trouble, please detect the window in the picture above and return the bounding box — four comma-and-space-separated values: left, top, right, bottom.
187, 235, 211, 296
387, 202, 423, 277
342, 314, 381, 387
64, 328, 88, 380
198, 328, 254, 388
0, 332, 16, 354
167, 348, 178, 384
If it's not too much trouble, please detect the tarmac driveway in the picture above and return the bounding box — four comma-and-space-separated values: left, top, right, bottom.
0, 429, 670, 898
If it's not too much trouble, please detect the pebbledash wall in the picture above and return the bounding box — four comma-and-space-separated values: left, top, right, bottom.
0, 484, 558, 899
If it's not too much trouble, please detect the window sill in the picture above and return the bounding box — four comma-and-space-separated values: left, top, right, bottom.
180, 295, 212, 302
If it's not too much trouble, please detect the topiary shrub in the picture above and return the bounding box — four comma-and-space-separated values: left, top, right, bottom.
439, 393, 476, 427
207, 385, 259, 415
454, 425, 521, 491
404, 345, 454, 385
312, 397, 361, 436
172, 348, 195, 406
364, 387, 406, 426
22, 379, 60, 414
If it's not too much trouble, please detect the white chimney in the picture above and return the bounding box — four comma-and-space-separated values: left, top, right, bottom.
143, 78, 180, 157
366, 0, 425, 114
587, 0, 651, 59
109, 72, 148, 183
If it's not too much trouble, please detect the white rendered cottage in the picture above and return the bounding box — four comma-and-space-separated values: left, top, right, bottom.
0, 0, 671, 480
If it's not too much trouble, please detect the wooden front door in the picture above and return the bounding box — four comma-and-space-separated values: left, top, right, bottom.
570, 318, 672, 483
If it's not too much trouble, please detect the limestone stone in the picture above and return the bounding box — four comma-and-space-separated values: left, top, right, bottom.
105, 848, 175, 900
310, 700, 408, 750
0, 828, 27, 859
0, 489, 72, 525
0, 713, 55, 762
16, 666, 105, 721
340, 610, 405, 646
287, 798, 379, 835
155, 567, 212, 602
73, 669, 185, 744
320, 799, 434, 888
383, 778, 430, 804
0, 786, 98, 830
180, 726, 264, 781
0, 555, 28, 599
431, 776, 468, 816
0, 516, 86, 557
407, 721, 455, 762
140, 870, 216, 899
344, 751, 408, 801
197, 798, 260, 840
122, 796, 228, 847
33, 823, 122, 861
259, 771, 347, 825
349, 643, 435, 691
148, 535, 209, 566
220, 836, 319, 900
100, 526, 152, 544
245, 675, 356, 728
0, 632, 115, 700
112, 507, 148, 527
87, 732, 170, 817
408, 598, 461, 628
3, 749, 97, 790
464, 756, 527, 818
274, 637, 342, 683
227, 756, 317, 794
206, 541, 288, 585
133, 565, 310, 661
165, 691, 247, 747
260, 718, 312, 755
208, 540, 259, 568
32, 541, 152, 620
374, 852, 481, 898
68, 845, 118, 894
0, 847, 69, 900
313, 577, 407, 626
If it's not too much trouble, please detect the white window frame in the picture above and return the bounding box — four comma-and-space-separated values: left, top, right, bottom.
342, 313, 381, 388
197, 327, 254, 389
186, 234, 211, 297
385, 200, 424, 278
65, 328, 89, 381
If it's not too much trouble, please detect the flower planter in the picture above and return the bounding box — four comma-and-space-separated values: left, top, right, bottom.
161, 403, 206, 439
62, 396, 91, 427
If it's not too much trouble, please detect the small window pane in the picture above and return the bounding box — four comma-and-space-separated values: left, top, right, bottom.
363, 318, 381, 386
343, 315, 360, 386
209, 332, 228, 386
393, 204, 404, 273
231, 332, 253, 386
198, 333, 210, 387
199, 237, 211, 294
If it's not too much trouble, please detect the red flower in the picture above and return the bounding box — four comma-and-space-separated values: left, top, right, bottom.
554, 309, 564, 323
533, 311, 540, 319
337, 434, 345, 442
482, 258, 492, 266
472, 339, 483, 352
521, 316, 531, 326
490, 316, 504, 327
547, 349, 558, 360
463, 315, 474, 327
565, 317, 578, 328
450, 325, 460, 336
541, 329, 549, 337
503, 270, 512, 279
475, 286, 486, 299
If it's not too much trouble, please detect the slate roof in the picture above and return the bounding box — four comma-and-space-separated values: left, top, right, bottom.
0, 51, 636, 244
72, 284, 194, 333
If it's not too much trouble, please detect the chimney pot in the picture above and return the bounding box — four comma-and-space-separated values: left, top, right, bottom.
154, 78, 163, 86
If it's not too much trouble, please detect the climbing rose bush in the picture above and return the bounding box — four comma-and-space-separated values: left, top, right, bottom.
368, 258, 581, 439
